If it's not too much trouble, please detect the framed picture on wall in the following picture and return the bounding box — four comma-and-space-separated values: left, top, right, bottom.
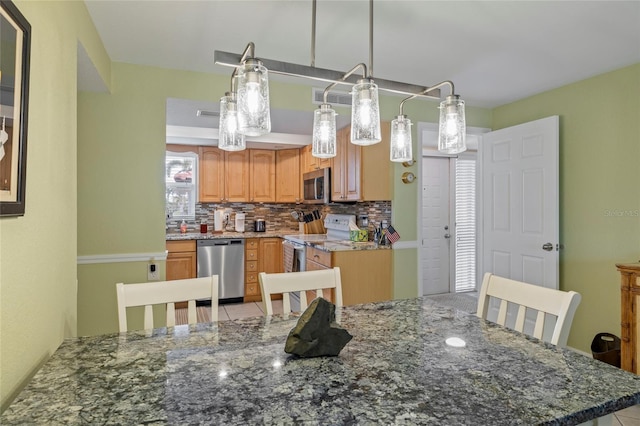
0, 0, 31, 217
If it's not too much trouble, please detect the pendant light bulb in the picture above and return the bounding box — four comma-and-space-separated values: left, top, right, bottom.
438, 95, 466, 154
351, 79, 381, 146
237, 58, 271, 137
390, 115, 412, 162
312, 104, 337, 158
218, 94, 246, 151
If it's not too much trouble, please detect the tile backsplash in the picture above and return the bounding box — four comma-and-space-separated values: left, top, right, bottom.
167, 201, 392, 236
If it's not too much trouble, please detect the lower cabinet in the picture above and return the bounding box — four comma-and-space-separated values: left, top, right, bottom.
306, 246, 392, 305
166, 240, 196, 308
244, 237, 283, 303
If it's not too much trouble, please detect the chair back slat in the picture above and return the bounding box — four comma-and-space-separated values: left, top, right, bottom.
259, 268, 343, 315
477, 272, 581, 348
116, 276, 218, 332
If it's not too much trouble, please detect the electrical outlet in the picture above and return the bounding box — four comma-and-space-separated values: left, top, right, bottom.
148, 262, 159, 281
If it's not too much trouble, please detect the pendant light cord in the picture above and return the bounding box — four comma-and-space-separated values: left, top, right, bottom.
398, 80, 455, 115
368, 0, 373, 78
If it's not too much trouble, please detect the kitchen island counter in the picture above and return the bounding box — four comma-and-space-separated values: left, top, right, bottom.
3, 297, 639, 424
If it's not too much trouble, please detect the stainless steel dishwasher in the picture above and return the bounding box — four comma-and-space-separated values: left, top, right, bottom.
197, 239, 245, 303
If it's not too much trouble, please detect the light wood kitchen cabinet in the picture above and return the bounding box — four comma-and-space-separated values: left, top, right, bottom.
331, 122, 392, 202
166, 240, 197, 309
249, 149, 276, 203
199, 147, 225, 202
276, 149, 301, 203
244, 239, 260, 302
199, 147, 249, 202
166, 240, 197, 280
617, 262, 640, 374
259, 238, 283, 275
305, 246, 392, 305
226, 150, 250, 202
244, 238, 283, 303
301, 144, 331, 174
331, 126, 361, 202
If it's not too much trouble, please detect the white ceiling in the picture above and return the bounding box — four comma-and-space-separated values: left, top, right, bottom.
83, 0, 640, 141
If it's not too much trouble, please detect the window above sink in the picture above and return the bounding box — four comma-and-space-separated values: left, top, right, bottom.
166, 151, 198, 220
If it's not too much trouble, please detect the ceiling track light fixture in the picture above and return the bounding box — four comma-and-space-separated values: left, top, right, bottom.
313, 63, 368, 159
214, 0, 466, 158
218, 74, 246, 152
390, 81, 466, 161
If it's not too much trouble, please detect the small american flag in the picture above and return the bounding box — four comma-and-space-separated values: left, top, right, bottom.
385, 225, 401, 244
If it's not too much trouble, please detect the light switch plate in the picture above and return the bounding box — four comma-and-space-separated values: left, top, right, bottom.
148, 263, 159, 281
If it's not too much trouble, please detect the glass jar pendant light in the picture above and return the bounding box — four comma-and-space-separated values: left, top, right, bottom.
390, 115, 412, 162
312, 104, 337, 158
351, 78, 381, 146
237, 58, 271, 137
438, 95, 466, 154
218, 93, 245, 151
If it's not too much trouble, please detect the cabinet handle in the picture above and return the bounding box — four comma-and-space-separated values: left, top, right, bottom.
314, 254, 319, 259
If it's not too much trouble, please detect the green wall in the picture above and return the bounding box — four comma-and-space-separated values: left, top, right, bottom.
492, 64, 640, 352
0, 0, 110, 412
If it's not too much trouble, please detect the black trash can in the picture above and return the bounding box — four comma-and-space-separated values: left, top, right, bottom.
591, 333, 621, 368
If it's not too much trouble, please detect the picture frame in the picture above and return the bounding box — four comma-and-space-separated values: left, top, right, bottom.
0, 0, 30, 217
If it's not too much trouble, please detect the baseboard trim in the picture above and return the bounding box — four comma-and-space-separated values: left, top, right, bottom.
77, 251, 168, 265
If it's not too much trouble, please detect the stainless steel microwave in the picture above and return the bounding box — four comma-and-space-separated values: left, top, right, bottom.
303, 168, 330, 204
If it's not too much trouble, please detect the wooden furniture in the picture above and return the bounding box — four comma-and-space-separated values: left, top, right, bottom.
244, 238, 260, 302
258, 267, 343, 316
198, 147, 249, 202
244, 238, 284, 302
305, 246, 392, 305
331, 122, 391, 202
476, 272, 582, 348
275, 148, 301, 203
166, 240, 197, 309
166, 240, 196, 281
617, 262, 640, 373
115, 276, 218, 332
300, 143, 330, 173
249, 149, 275, 202
7, 298, 639, 424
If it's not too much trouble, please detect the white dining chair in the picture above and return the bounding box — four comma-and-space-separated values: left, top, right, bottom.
259, 268, 343, 316
116, 275, 218, 332
476, 272, 581, 348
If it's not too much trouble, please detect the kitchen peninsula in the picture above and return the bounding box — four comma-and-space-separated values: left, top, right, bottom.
3, 298, 639, 424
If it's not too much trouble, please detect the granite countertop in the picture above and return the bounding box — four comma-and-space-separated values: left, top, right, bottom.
283, 233, 391, 252
166, 231, 285, 240
3, 297, 639, 425
167, 232, 391, 252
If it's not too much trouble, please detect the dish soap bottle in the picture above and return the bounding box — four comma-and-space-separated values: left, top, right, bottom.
180, 220, 187, 234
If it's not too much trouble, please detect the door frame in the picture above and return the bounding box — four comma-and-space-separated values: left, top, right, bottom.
416, 122, 489, 297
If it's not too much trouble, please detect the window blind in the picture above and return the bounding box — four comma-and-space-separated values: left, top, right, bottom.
455, 158, 476, 292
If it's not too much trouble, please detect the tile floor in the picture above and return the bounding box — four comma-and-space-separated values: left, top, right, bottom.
207, 300, 640, 425
218, 300, 283, 321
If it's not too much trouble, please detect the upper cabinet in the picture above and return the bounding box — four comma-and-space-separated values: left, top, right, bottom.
276, 149, 301, 203
301, 144, 331, 174
199, 147, 249, 202
249, 149, 276, 203
200, 147, 282, 203
331, 121, 391, 202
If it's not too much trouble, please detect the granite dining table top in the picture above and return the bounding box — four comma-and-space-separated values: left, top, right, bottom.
2, 297, 639, 425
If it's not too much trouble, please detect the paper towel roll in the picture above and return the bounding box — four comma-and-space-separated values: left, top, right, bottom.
214, 210, 224, 231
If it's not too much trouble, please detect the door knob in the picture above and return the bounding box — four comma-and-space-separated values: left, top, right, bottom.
542, 243, 553, 251
444, 233, 451, 239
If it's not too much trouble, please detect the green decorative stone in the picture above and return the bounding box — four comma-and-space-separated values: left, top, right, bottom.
285, 297, 353, 358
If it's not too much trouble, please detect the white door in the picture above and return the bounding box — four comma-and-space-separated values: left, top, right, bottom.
481, 116, 559, 334
421, 157, 452, 295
